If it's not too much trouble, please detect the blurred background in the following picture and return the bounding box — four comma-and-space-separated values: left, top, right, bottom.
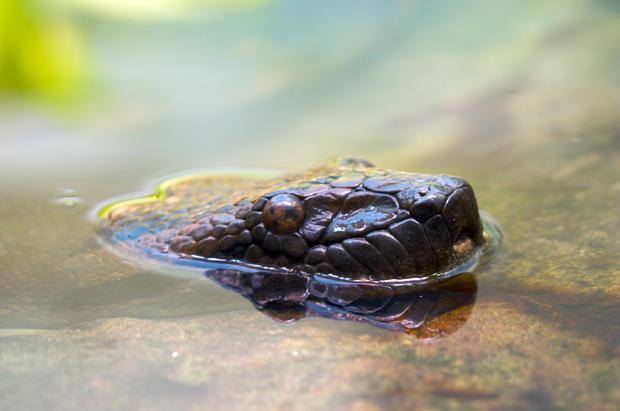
2, 0, 618, 186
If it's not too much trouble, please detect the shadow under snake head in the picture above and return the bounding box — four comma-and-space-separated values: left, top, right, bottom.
102, 157, 485, 282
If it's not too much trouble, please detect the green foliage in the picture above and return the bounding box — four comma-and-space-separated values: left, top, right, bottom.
0, 0, 87, 102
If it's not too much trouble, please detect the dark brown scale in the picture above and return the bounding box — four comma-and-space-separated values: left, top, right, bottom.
300, 189, 348, 242
218, 235, 238, 252
424, 215, 453, 266
169, 235, 194, 253
326, 244, 370, 278
212, 224, 227, 239
389, 219, 439, 274
342, 238, 396, 280
227, 219, 246, 234
234, 204, 251, 219
263, 232, 281, 253
195, 237, 218, 255
251, 224, 267, 242
396, 209, 411, 222
366, 230, 416, 276
395, 189, 417, 210
244, 244, 264, 262
179, 223, 199, 236
410, 193, 447, 223
191, 224, 213, 241
322, 191, 400, 242
238, 230, 252, 245
442, 186, 483, 243
281, 234, 307, 258
306, 245, 327, 265
251, 198, 268, 211
245, 211, 262, 228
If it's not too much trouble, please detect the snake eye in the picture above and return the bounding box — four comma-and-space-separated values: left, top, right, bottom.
263, 194, 304, 234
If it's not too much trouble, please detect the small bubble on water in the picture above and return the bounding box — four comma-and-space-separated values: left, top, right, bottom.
57, 196, 82, 208
55, 188, 82, 208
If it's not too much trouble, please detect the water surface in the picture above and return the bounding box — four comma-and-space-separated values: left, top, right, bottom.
1, 1, 619, 410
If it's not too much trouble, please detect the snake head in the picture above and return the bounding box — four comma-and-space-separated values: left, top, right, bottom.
228, 157, 484, 280
103, 157, 485, 282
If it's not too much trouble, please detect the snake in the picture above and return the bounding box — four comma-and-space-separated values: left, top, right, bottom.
98, 157, 493, 333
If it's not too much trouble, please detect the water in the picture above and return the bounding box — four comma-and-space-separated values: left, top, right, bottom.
1, 1, 619, 410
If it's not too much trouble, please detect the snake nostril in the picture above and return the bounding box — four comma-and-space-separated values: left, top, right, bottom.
452, 236, 475, 257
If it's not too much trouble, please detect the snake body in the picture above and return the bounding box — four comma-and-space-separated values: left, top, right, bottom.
101, 157, 485, 282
